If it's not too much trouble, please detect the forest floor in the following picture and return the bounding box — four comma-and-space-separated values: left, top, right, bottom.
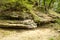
0, 24, 60, 40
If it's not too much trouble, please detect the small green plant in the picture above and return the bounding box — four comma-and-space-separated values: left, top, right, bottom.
49, 38, 54, 40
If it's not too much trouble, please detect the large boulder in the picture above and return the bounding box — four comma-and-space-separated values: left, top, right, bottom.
0, 19, 37, 28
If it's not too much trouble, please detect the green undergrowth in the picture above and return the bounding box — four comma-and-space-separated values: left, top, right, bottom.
56, 18, 60, 24
0, 0, 42, 23
0, 0, 60, 27
49, 35, 60, 40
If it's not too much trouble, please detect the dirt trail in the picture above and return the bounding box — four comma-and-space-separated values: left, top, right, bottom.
0, 27, 59, 40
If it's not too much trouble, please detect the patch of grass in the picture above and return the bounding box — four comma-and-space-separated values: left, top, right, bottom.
54, 35, 60, 40
56, 18, 60, 24
49, 35, 60, 40
49, 37, 54, 40
49, 39, 54, 40
52, 23, 60, 30
51, 18, 60, 30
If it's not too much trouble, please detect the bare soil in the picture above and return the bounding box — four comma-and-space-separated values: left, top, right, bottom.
0, 27, 59, 40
